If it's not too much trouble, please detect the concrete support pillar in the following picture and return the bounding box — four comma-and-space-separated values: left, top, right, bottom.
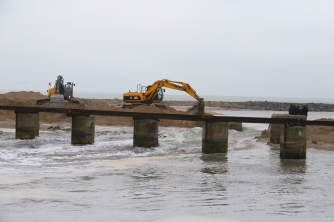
202, 122, 229, 153
15, 112, 39, 139
270, 123, 284, 144
133, 118, 159, 148
270, 114, 306, 144
280, 125, 307, 159
71, 116, 95, 144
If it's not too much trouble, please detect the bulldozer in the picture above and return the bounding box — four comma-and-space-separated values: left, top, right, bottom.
123, 79, 205, 115
36, 75, 79, 107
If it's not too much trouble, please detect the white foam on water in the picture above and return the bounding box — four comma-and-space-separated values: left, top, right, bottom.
1, 110, 334, 222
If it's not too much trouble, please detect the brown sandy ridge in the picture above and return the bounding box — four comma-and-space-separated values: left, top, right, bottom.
0, 91, 204, 129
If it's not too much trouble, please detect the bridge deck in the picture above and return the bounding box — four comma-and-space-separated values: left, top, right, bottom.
0, 105, 333, 126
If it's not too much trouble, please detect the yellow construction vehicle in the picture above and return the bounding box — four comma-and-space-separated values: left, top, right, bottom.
123, 79, 205, 115
36, 75, 78, 107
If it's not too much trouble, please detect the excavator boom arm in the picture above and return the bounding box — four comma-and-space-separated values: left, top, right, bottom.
123, 79, 205, 115
145, 79, 202, 102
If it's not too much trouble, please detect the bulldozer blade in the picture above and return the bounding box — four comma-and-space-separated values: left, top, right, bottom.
50, 94, 65, 108
187, 100, 205, 115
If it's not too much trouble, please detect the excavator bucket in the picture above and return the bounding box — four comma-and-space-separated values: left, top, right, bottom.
187, 99, 205, 115
50, 94, 64, 107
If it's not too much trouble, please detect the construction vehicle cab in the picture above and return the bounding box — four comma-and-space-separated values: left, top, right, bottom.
64, 82, 75, 99
124, 84, 165, 103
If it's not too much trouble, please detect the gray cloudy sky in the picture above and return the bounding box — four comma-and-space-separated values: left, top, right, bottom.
1, 0, 334, 99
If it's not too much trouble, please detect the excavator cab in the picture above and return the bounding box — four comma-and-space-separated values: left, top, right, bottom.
64, 82, 75, 99
123, 86, 164, 103
153, 88, 164, 102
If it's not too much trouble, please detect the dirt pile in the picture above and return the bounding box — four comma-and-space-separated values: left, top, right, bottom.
83, 103, 203, 128
0, 91, 203, 128
0, 91, 48, 101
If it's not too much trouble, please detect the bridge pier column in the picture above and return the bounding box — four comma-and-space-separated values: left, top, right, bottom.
71, 116, 95, 144
15, 112, 39, 139
133, 118, 159, 148
270, 114, 306, 144
202, 122, 228, 153
280, 124, 307, 159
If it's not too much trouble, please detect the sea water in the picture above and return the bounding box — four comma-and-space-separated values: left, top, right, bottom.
1, 110, 334, 222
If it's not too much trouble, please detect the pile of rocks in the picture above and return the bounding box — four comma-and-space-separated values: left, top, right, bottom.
162, 100, 334, 112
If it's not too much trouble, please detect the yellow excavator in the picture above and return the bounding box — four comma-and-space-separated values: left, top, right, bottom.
123, 79, 205, 115
36, 75, 78, 107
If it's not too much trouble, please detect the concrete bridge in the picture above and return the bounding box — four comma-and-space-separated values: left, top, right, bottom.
1, 105, 334, 159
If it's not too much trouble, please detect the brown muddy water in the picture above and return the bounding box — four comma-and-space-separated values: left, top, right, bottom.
1, 111, 334, 222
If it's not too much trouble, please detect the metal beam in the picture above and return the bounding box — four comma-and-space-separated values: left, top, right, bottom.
1, 105, 334, 126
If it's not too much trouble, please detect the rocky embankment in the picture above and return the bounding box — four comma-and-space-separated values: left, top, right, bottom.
77, 98, 334, 112
76, 98, 334, 112
162, 100, 334, 112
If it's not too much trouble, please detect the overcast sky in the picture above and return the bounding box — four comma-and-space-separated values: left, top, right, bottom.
1, 0, 334, 100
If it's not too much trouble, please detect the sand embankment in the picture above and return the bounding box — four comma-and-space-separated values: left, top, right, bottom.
0, 91, 205, 129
